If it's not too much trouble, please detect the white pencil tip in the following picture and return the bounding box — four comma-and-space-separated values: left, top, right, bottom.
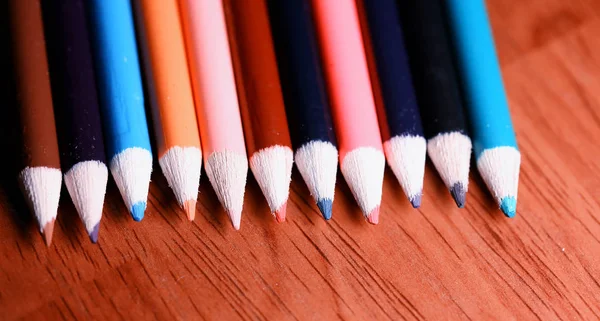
427, 132, 472, 200
205, 150, 248, 229
477, 146, 520, 215
63, 161, 108, 237
158, 146, 202, 209
340, 147, 385, 218
249, 145, 293, 215
384, 135, 426, 203
295, 140, 338, 207
110, 147, 153, 221
19, 166, 62, 232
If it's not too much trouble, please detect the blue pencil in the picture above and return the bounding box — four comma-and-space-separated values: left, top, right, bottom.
88, 0, 153, 221
362, 0, 426, 208
445, 0, 520, 217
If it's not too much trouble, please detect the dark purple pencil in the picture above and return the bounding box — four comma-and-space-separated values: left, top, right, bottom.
41, 0, 108, 243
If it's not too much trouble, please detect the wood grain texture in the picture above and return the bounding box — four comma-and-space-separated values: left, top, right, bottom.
1, 0, 600, 319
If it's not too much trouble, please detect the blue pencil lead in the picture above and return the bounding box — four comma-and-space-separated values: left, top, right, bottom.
131, 201, 146, 222
410, 193, 422, 209
89, 223, 100, 244
317, 198, 333, 220
500, 196, 517, 218
450, 182, 466, 208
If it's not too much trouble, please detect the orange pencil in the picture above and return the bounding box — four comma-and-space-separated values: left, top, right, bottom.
134, 0, 202, 220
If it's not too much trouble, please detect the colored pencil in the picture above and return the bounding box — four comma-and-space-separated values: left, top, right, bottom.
134, 0, 202, 221
180, 0, 248, 229
268, 0, 338, 220
225, 0, 293, 222
445, 0, 520, 217
311, 0, 385, 223
42, 0, 108, 243
88, 0, 153, 222
397, 0, 472, 208
10, 0, 62, 246
361, 0, 426, 208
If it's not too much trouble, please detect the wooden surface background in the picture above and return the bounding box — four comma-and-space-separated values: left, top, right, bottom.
2, 0, 600, 320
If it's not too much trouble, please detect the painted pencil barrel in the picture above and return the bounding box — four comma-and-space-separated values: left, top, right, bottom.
134, 0, 201, 156
311, 0, 382, 158
268, 0, 336, 148
362, 0, 423, 138
88, 0, 152, 158
180, 0, 246, 156
445, 0, 517, 155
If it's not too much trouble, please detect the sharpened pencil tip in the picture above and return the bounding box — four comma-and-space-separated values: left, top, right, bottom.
42, 220, 55, 247
317, 198, 333, 220
275, 202, 287, 223
131, 202, 146, 222
500, 196, 517, 218
409, 193, 422, 208
89, 223, 100, 244
450, 183, 466, 208
228, 210, 242, 230
367, 206, 380, 225
184, 200, 196, 221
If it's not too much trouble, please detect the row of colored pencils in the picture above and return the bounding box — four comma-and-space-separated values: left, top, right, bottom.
9, 0, 520, 246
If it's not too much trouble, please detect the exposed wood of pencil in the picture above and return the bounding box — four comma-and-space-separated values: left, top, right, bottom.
1, 0, 600, 320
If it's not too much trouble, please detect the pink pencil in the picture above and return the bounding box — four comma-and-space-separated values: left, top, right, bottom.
180, 0, 248, 229
311, 0, 385, 224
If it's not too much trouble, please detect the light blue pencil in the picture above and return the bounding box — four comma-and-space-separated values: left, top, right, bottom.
88, 0, 153, 221
445, 0, 520, 217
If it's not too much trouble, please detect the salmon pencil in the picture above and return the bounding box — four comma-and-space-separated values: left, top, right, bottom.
42, 0, 108, 243
311, 0, 385, 223
180, 0, 248, 229
225, 0, 293, 222
88, 0, 153, 221
134, 0, 202, 221
10, 0, 62, 246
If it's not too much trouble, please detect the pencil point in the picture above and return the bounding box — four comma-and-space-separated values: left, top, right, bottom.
131, 202, 146, 222
184, 200, 196, 221
317, 198, 333, 220
500, 196, 517, 218
450, 182, 466, 208
89, 223, 100, 243
409, 193, 422, 208
275, 202, 287, 223
367, 206, 380, 225
229, 210, 242, 230
42, 220, 55, 247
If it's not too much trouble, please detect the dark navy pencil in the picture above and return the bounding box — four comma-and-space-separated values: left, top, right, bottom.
362, 0, 426, 208
397, 0, 472, 208
42, 0, 108, 242
268, 0, 338, 220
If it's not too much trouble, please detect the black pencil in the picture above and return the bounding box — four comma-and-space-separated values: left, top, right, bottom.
42, 0, 108, 242
397, 0, 472, 208
362, 0, 426, 208
268, 0, 338, 220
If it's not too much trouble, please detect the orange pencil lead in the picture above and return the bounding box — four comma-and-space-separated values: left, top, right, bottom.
275, 202, 287, 223
367, 206, 380, 225
184, 200, 196, 221
42, 220, 55, 247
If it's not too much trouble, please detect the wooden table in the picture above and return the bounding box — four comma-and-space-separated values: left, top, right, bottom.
2, 1, 600, 320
